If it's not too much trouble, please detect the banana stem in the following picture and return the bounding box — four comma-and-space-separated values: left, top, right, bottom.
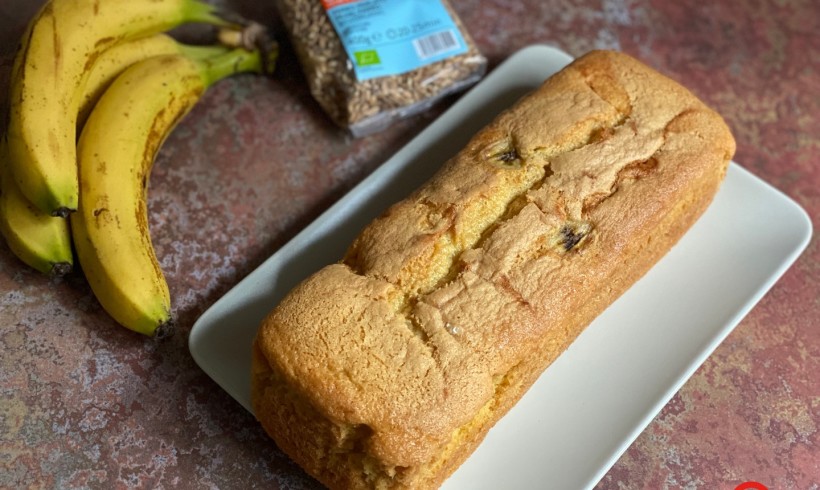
184, 0, 243, 28
198, 45, 278, 86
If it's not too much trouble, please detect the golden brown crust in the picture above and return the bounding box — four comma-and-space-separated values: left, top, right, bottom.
252, 50, 736, 489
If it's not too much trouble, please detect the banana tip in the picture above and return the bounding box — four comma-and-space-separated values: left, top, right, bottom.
153, 319, 176, 340
51, 207, 75, 218
50, 262, 73, 278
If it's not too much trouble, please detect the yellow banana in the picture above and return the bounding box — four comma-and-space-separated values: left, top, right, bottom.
78, 34, 231, 126
0, 142, 73, 277
6, 0, 236, 217
0, 35, 228, 277
71, 47, 276, 337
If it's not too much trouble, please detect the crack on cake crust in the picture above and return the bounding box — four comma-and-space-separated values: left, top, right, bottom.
336, 423, 376, 454
582, 156, 660, 213
403, 306, 435, 358
578, 58, 634, 119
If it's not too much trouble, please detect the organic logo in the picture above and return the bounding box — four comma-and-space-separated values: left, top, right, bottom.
354, 50, 381, 67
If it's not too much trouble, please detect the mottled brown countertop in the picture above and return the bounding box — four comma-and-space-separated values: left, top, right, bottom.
1, 0, 818, 488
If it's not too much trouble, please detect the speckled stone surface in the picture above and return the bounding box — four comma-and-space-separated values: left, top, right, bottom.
0, 0, 817, 488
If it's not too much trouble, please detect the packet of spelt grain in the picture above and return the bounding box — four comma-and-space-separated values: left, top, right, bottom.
274, 0, 487, 137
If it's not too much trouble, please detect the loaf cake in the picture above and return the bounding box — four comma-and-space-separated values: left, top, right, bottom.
251, 50, 736, 489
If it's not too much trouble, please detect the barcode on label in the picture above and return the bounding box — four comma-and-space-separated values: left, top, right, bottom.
412, 30, 460, 60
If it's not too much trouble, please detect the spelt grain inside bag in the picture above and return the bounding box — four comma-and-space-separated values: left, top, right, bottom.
274, 0, 487, 136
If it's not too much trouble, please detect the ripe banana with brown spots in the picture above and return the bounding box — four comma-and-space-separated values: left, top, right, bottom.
5, 0, 237, 216
0, 140, 73, 276
77, 33, 231, 126
0, 32, 229, 277
71, 46, 276, 337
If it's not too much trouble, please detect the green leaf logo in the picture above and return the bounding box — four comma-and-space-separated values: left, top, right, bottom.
354, 50, 381, 67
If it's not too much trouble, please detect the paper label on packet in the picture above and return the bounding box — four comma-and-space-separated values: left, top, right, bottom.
322, 0, 470, 81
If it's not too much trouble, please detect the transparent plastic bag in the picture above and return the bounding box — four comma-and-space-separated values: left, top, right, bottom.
274, 0, 488, 137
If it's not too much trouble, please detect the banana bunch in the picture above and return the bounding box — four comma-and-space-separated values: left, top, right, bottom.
1, 0, 277, 338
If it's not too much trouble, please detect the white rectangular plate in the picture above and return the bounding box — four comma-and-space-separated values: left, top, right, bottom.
189, 45, 812, 489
